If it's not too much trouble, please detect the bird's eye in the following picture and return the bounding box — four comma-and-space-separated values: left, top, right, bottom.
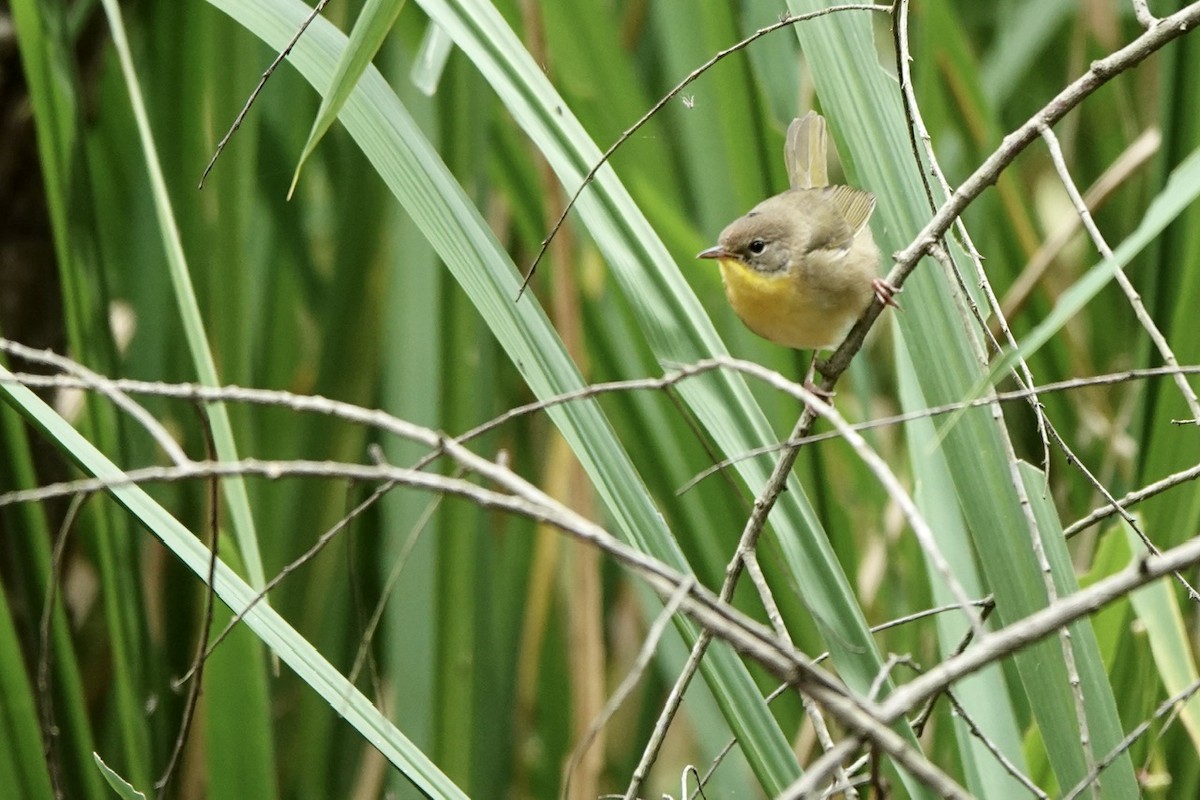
748, 239, 766, 255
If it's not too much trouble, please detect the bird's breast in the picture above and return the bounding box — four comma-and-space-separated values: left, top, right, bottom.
717, 257, 867, 350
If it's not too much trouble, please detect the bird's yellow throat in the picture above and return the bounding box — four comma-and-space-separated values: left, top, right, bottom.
715, 256, 851, 351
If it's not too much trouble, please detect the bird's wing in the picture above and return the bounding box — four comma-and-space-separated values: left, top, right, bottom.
824, 185, 876, 236
785, 112, 828, 190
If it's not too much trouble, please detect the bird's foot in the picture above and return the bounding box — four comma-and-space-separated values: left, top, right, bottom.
803, 380, 836, 402
803, 354, 836, 402
873, 278, 901, 310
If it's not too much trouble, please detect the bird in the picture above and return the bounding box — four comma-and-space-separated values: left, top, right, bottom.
697, 112, 896, 387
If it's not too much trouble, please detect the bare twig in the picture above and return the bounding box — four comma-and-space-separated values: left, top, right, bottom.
894, 0, 1053, 478
689, 24, 1200, 778
1064, 461, 1200, 538
2, 340, 189, 466
0, 455, 828, 693
6, 352, 1198, 477
801, 689, 860, 800
728, 365, 985, 635
198, 0, 332, 188
38, 494, 88, 800
829, 2, 1200, 381
1040, 123, 1200, 421
944, 688, 1048, 798
888, 2, 1200, 279
156, 404, 220, 797
700, 598, 991, 799
895, 27, 1118, 775
779, 738, 861, 800
562, 579, 693, 800
876, 533, 1200, 725
10, 396, 1200, 799
677, 364, 1200, 492
517, 3, 894, 297
1131, 0, 1159, 29
1002, 127, 1161, 319
1062, 677, 1200, 800
625, 366, 979, 797
186, 472, 422, 686
740, 549, 791, 642
345, 481, 443, 693
624, 619, 715, 798
782, 530, 1200, 791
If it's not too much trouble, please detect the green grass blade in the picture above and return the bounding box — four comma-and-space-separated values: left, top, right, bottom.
1124, 523, 1200, 752
785, 0, 1139, 793
92, 754, 146, 800
97, 0, 268, 592
205, 0, 806, 789
412, 0, 926, 768
1020, 462, 1136, 792
898, 344, 1028, 796
289, 0, 407, 196
10, 0, 155, 789
0, 588, 55, 800
0, 367, 468, 799
991, 146, 1200, 378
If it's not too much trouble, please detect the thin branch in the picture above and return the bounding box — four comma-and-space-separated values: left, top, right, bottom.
624, 623, 712, 798
740, 549, 792, 642
1002, 127, 1161, 320
1064, 461, 1200, 539
677, 364, 1200, 492
894, 0, 1053, 479
779, 738, 862, 800
910, 603, 997, 737
12, 420, 1200, 799
156, 404, 220, 796
800, 689, 860, 800
1131, 0, 1159, 29
1062, 677, 1200, 800
1039, 123, 1200, 421
819, 772, 871, 799
8, 345, 1200, 604
829, 1, 1200, 381
187, 472, 427, 687
517, 3, 894, 297
664, 20, 1200, 776
688, 740, 738, 800
38, 494, 88, 800
1041, 423, 1200, 601
562, 579, 693, 800
893, 22, 1104, 772
2, 340, 190, 466
344, 478, 442, 694
0, 456, 838, 696
625, 365, 977, 797
888, 1, 1200, 276
699, 598, 991, 799
875, 533, 1200, 725
944, 688, 1049, 798
198, 0, 332, 188
6, 350, 1199, 478
792, 556, 1200, 800
727, 364, 985, 636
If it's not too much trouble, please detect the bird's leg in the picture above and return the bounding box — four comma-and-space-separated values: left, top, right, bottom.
872, 277, 902, 310
803, 351, 835, 402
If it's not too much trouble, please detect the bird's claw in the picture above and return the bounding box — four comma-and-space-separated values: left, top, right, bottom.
803, 380, 836, 402
872, 278, 901, 310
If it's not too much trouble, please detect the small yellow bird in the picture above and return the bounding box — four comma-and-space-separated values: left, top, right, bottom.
698, 112, 896, 364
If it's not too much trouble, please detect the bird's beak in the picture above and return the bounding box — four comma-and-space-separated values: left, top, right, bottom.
696, 245, 728, 260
